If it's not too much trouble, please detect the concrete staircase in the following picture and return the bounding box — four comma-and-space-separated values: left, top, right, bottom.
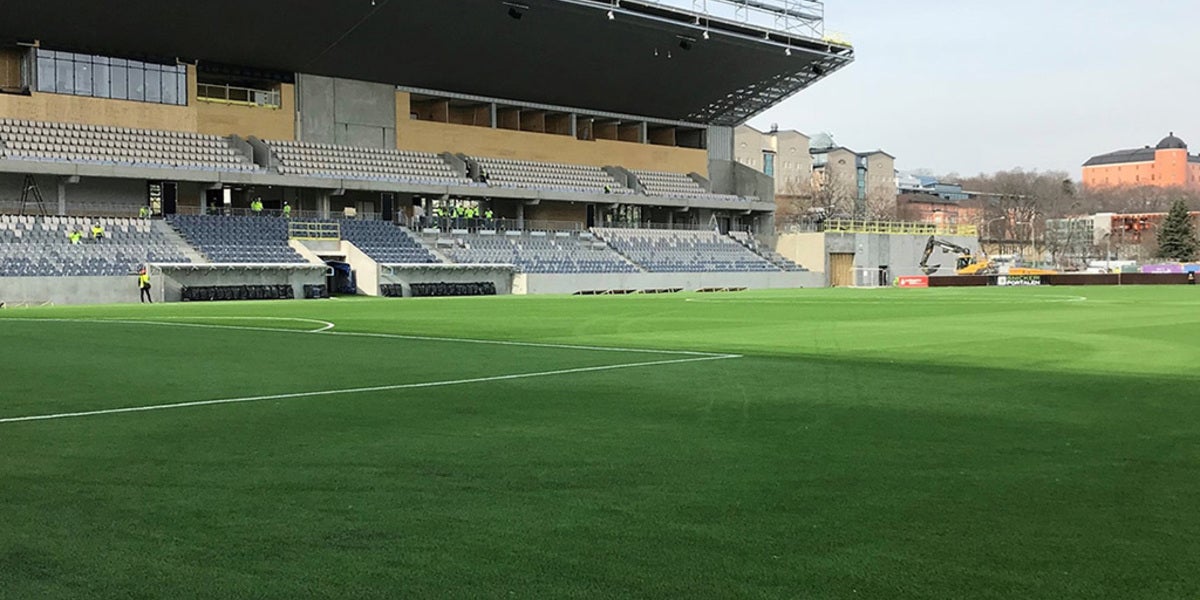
588, 229, 647, 272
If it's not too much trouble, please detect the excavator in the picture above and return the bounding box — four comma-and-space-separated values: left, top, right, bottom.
919, 237, 987, 275
919, 236, 1056, 276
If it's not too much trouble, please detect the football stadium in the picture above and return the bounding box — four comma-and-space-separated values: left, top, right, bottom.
2, 1, 1200, 599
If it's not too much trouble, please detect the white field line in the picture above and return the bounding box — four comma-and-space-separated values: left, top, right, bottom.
0, 317, 743, 425
0, 354, 737, 425
0, 317, 735, 357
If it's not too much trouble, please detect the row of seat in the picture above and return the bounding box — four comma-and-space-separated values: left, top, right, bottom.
167, 215, 307, 264
440, 231, 639, 274
0, 119, 259, 172
0, 120, 753, 203
0, 215, 191, 276
594, 228, 784, 273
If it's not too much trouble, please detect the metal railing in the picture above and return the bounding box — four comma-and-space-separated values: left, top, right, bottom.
196, 83, 282, 109
815, 219, 979, 237
413, 217, 584, 234
0, 201, 145, 218
289, 221, 341, 241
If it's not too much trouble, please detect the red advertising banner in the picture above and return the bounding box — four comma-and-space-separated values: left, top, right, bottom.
897, 276, 929, 288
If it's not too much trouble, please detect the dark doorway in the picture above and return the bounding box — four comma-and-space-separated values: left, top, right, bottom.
162, 182, 178, 216
381, 193, 396, 222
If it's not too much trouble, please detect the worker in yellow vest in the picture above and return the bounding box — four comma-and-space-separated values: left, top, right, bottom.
138, 268, 153, 303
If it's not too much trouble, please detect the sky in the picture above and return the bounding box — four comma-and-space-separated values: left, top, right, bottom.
746, 0, 1200, 179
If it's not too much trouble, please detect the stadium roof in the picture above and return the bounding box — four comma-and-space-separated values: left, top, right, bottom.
0, 0, 854, 127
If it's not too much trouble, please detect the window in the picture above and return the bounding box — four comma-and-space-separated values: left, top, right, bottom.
34, 49, 186, 106
763, 152, 775, 177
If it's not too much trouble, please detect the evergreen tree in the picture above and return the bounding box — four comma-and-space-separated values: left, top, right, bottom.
1157, 199, 1199, 261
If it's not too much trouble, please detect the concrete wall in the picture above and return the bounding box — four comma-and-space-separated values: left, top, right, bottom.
522, 271, 821, 295
775, 232, 828, 274
341, 241, 380, 296
0, 173, 147, 213
0, 276, 138, 305
827, 232, 981, 282
396, 93, 708, 174
298, 75, 396, 147
707, 159, 774, 203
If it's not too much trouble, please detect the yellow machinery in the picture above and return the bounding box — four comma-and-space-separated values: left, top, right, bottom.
919, 236, 1056, 276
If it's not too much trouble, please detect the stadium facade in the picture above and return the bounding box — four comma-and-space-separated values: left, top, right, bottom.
0, 0, 858, 302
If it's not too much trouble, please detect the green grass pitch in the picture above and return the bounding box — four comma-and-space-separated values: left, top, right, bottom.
1, 287, 1198, 599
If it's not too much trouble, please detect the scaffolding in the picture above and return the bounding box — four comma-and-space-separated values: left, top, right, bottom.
643, 0, 827, 39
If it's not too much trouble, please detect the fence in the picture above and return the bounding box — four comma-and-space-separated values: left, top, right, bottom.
788, 219, 979, 237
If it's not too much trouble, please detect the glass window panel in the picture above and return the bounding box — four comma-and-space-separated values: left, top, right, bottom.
54, 57, 74, 94
110, 64, 127, 99
111, 58, 127, 67
36, 56, 55, 92
74, 61, 92, 96
127, 66, 144, 101
144, 67, 161, 102
92, 61, 110, 98
161, 70, 177, 105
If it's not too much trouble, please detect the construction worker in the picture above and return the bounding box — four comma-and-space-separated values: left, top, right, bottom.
68, 229, 83, 244
251, 197, 263, 215
138, 268, 152, 303
282, 201, 292, 219
91, 223, 105, 241
138, 206, 150, 219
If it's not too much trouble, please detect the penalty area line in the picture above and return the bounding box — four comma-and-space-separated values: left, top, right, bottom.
0, 354, 740, 425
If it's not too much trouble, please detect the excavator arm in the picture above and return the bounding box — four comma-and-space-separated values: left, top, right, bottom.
919, 236, 979, 275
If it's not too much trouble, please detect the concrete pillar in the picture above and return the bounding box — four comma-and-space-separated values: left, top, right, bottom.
57, 179, 67, 215
317, 192, 331, 219
490, 103, 498, 128
517, 203, 525, 229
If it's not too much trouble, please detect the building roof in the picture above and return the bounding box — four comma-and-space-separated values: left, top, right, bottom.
1083, 147, 1157, 167
0, 0, 854, 126
897, 193, 964, 206
1157, 133, 1187, 150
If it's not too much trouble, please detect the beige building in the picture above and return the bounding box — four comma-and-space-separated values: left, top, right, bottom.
737, 125, 898, 219
734, 125, 813, 197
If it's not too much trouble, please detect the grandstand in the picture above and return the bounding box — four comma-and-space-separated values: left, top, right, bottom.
595, 228, 782, 273
339, 220, 439, 264
0, 0, 851, 302
632, 169, 743, 202
0, 215, 190, 276
472, 157, 631, 195
439, 231, 640, 274
0, 119, 258, 171
167, 215, 305, 263
264, 140, 472, 185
